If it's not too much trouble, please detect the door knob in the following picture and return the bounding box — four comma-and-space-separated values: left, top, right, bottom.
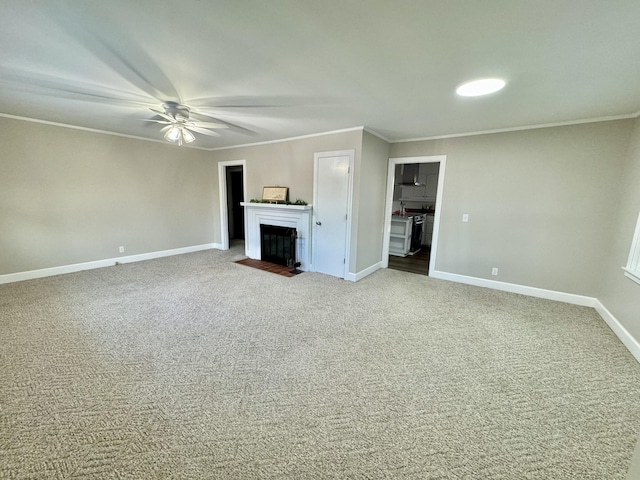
316, 221, 322, 225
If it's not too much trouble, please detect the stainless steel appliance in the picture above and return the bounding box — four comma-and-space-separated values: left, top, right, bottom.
410, 214, 425, 253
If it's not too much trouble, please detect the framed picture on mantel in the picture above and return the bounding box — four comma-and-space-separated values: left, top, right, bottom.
262, 186, 289, 203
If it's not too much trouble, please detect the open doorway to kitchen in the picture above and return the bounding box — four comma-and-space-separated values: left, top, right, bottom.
382, 155, 446, 276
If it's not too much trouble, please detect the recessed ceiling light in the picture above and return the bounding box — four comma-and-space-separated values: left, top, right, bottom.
456, 78, 506, 97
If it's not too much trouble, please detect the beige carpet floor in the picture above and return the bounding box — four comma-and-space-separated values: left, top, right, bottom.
1, 244, 639, 479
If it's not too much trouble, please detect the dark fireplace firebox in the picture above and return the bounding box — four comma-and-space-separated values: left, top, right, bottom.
260, 224, 297, 267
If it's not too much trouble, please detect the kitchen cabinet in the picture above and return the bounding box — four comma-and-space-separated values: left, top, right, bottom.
422, 214, 435, 246
399, 185, 427, 200
389, 216, 412, 256
425, 174, 438, 198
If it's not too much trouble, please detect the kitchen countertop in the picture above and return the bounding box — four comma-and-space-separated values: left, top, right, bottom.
392, 212, 434, 218
405, 210, 435, 215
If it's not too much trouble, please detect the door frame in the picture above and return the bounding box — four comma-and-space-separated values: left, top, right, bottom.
312, 149, 355, 279
218, 159, 247, 251
381, 155, 447, 274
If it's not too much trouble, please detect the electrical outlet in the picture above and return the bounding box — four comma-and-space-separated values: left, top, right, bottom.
492, 267, 498, 276
119, 246, 125, 253
462, 214, 469, 222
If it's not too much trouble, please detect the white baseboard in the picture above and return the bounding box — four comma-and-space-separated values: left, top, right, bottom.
0, 243, 217, 285
593, 300, 640, 363
346, 261, 382, 282
430, 270, 597, 307
430, 269, 639, 363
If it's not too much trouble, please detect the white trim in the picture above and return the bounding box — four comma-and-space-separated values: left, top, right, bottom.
217, 159, 247, 252
428, 270, 640, 363
382, 155, 447, 275
345, 261, 382, 282
623, 267, 640, 286
623, 211, 640, 286
0, 243, 217, 285
394, 113, 639, 143
7, 112, 638, 153
593, 300, 640, 363
312, 149, 355, 279
0, 113, 211, 150
430, 270, 597, 306
241, 202, 313, 271
209, 127, 365, 151
239, 202, 312, 211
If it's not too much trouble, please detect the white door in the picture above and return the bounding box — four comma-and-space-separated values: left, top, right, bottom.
313, 152, 352, 278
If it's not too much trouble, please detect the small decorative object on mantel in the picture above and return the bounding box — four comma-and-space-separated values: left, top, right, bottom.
262, 186, 289, 203
249, 198, 308, 205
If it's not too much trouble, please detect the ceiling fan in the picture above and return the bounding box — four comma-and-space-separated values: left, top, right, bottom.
147, 102, 229, 146
0, 6, 328, 147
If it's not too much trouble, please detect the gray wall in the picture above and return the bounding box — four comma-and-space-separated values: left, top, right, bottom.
355, 131, 390, 272
599, 117, 640, 342
209, 130, 364, 271
0, 117, 216, 275
3, 115, 638, 348
389, 120, 635, 297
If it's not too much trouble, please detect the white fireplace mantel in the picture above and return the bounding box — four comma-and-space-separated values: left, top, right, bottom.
241, 202, 313, 270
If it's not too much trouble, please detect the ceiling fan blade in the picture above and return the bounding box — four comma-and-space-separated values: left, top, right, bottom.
47, 5, 180, 102
188, 95, 324, 109
191, 121, 228, 129
149, 108, 176, 122
0, 67, 154, 108
185, 126, 221, 137
188, 110, 257, 135
142, 119, 172, 125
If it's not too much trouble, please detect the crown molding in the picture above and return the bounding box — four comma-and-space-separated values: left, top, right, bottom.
0, 113, 212, 150
206, 126, 366, 151
394, 113, 640, 143
4, 110, 639, 151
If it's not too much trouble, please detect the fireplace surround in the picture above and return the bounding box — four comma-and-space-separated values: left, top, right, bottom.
241, 202, 312, 271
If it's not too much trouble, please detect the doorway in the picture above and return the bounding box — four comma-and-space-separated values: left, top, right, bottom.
226, 166, 244, 242
312, 150, 354, 278
382, 155, 446, 276
218, 160, 246, 251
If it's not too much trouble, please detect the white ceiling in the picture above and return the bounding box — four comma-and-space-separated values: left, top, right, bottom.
1, 0, 640, 149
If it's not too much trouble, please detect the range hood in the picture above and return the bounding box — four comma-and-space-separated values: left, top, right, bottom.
399, 164, 422, 185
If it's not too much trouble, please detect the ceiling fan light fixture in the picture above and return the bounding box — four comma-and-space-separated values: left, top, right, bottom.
164, 125, 181, 142
182, 128, 195, 144
456, 78, 506, 97
152, 102, 227, 146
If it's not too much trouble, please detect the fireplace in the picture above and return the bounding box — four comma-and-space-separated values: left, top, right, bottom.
260, 224, 297, 266
240, 202, 312, 271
